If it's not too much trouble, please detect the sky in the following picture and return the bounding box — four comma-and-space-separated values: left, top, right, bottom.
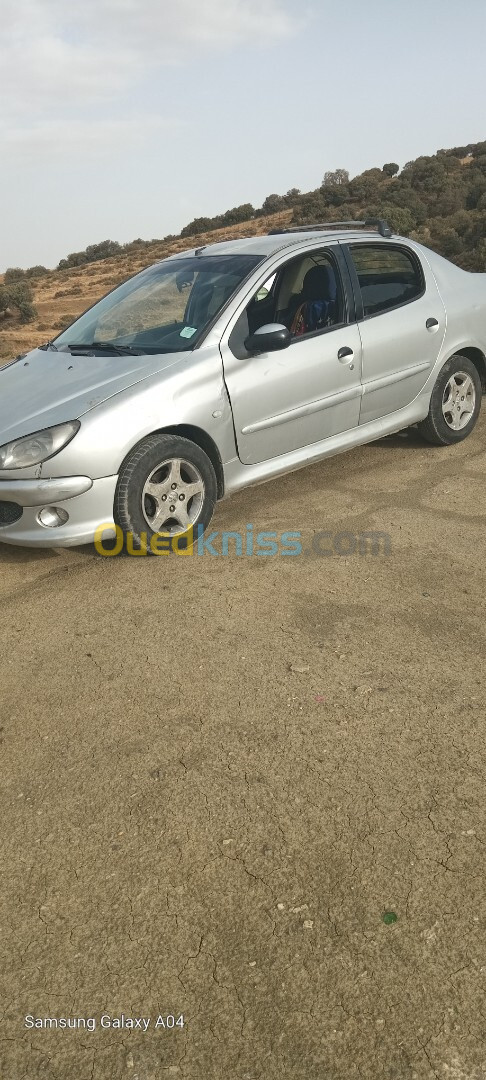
1, 0, 486, 270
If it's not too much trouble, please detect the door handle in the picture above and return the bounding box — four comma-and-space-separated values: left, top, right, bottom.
338, 346, 354, 365
426, 317, 439, 331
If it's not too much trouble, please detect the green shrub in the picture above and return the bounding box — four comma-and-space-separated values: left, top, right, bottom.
25, 265, 49, 279
0, 281, 37, 322
4, 267, 25, 284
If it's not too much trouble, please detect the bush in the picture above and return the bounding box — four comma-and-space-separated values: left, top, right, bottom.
56, 240, 122, 271
0, 281, 37, 322
4, 267, 25, 284
52, 313, 79, 330
54, 286, 82, 298
25, 265, 49, 279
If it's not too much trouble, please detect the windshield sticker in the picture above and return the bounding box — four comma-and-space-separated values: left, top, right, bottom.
180, 326, 197, 339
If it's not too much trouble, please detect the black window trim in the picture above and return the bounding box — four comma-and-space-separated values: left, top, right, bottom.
341, 241, 426, 322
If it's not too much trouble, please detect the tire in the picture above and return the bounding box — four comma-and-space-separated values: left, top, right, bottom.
418, 354, 482, 446
114, 434, 217, 554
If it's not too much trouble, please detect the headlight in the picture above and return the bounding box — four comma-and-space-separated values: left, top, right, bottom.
0, 421, 80, 470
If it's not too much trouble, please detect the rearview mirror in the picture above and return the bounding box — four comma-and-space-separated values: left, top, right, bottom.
244, 323, 291, 354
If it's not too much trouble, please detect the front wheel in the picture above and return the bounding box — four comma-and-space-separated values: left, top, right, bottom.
114, 434, 217, 552
418, 354, 482, 445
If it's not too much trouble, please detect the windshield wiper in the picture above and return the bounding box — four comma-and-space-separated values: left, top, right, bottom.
39, 340, 58, 351
67, 341, 144, 355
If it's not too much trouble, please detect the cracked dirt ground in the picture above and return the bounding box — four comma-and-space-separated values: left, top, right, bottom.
1, 421, 486, 1080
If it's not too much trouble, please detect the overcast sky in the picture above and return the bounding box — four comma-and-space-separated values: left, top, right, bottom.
1, 0, 485, 270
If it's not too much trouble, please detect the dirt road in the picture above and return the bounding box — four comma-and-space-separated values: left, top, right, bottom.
1, 422, 486, 1080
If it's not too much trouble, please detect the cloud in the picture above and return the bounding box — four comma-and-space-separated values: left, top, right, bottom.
0, 0, 297, 157
89, 0, 296, 49
0, 114, 173, 157
0, 0, 296, 119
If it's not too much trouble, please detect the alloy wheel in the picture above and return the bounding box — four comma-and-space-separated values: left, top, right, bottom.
142, 457, 205, 535
441, 372, 476, 431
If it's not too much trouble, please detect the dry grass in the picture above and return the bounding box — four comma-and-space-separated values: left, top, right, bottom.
0, 210, 293, 364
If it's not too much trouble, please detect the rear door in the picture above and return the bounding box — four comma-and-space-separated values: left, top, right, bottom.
219, 245, 363, 466
343, 241, 446, 425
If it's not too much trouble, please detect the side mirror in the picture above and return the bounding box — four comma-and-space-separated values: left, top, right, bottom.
244, 323, 291, 355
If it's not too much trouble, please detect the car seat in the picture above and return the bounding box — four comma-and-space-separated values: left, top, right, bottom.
288, 264, 337, 336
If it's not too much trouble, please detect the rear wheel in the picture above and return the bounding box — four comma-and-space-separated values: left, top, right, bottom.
418, 354, 482, 445
114, 434, 217, 553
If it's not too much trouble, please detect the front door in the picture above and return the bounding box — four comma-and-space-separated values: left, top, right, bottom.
220, 247, 363, 466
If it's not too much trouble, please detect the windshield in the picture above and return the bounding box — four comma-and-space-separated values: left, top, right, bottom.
53, 254, 264, 355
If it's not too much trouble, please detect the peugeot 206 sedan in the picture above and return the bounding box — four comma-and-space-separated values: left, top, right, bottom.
0, 219, 484, 550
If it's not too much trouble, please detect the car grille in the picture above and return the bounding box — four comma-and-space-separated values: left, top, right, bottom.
0, 501, 23, 526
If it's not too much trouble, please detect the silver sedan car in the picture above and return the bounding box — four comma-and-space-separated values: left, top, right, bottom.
0, 219, 484, 550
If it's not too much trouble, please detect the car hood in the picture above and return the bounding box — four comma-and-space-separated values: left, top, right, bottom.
0, 347, 185, 443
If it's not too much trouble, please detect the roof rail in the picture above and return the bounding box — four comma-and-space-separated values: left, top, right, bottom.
268, 218, 393, 238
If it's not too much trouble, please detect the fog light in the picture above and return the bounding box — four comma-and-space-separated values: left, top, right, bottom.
38, 506, 69, 528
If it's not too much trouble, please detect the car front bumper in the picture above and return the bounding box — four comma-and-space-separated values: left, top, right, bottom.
0, 475, 118, 548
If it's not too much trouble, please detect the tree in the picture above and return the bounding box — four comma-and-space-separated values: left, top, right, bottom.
429, 225, 464, 259
386, 183, 427, 223
56, 239, 122, 270
180, 216, 221, 237
363, 204, 415, 236
431, 179, 466, 217
348, 168, 383, 202
322, 169, 349, 187
382, 162, 399, 178
221, 204, 254, 225
84, 240, 122, 262
261, 193, 286, 214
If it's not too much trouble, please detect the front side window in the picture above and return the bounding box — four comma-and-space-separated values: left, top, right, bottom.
274, 251, 343, 337
349, 244, 423, 317
229, 249, 344, 358
53, 254, 264, 355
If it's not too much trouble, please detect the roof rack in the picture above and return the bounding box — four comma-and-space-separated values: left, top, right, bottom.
268, 218, 393, 238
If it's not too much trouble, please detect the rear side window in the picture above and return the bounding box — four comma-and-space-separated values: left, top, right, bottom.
349, 244, 424, 317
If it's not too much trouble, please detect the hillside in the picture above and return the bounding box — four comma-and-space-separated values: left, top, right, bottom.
1, 138, 486, 365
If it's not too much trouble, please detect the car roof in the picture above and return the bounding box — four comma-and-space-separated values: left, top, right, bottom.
165, 230, 393, 261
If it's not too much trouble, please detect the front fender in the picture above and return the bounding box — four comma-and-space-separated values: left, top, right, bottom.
40, 348, 237, 480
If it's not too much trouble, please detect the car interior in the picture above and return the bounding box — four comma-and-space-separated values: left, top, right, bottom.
250, 255, 340, 333
228, 253, 342, 357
